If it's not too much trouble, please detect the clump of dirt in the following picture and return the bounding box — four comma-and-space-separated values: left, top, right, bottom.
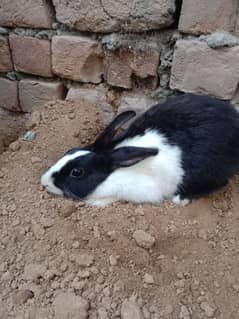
1, 99, 239, 319
0, 108, 27, 154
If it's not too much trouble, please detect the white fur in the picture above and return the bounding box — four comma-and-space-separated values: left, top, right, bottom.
172, 195, 190, 206
87, 130, 184, 206
41, 150, 90, 195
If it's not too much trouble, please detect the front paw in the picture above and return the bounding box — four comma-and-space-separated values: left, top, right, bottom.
172, 195, 191, 206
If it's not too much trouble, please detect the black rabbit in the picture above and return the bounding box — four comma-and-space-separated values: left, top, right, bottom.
41, 93, 239, 206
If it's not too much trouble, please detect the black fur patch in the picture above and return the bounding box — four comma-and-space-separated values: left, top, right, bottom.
124, 93, 239, 199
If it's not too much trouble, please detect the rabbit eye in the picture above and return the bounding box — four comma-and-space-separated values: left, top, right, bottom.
70, 168, 85, 178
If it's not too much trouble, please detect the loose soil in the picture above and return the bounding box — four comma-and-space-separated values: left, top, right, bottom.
1, 100, 239, 319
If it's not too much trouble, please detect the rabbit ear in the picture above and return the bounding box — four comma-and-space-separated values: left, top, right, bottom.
111, 146, 158, 169
93, 111, 136, 151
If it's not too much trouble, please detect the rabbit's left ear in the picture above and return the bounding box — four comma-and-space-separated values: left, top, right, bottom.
110, 146, 158, 169
93, 111, 136, 151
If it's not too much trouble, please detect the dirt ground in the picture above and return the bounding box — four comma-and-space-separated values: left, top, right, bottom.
1, 99, 239, 319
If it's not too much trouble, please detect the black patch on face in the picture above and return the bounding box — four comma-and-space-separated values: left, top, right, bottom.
52, 153, 111, 199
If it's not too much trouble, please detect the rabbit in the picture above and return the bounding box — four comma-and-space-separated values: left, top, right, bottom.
41, 93, 239, 207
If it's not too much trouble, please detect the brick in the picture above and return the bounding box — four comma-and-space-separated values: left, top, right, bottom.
117, 93, 157, 129
104, 50, 159, 89
118, 93, 157, 115
19, 80, 66, 113
10, 35, 52, 77
0, 36, 12, 72
179, 0, 238, 35
52, 36, 103, 83
0, 78, 20, 112
52, 0, 175, 33
0, 0, 54, 29
170, 40, 239, 100
66, 87, 114, 125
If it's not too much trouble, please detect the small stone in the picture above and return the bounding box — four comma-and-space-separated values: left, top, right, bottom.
121, 297, 143, 319
22, 131, 37, 141
109, 255, 118, 266
40, 217, 54, 228
174, 280, 185, 288
143, 273, 154, 284
13, 290, 34, 305
68, 113, 76, 120
200, 302, 216, 318
59, 202, 76, 217
179, 305, 191, 319
78, 270, 90, 279
9, 140, 21, 152
8, 203, 17, 212
73, 254, 94, 267
31, 156, 42, 164
53, 292, 89, 319
232, 284, 239, 292
72, 241, 80, 249
97, 275, 105, 284
133, 230, 155, 249
200, 31, 239, 49
107, 230, 117, 241
198, 229, 207, 240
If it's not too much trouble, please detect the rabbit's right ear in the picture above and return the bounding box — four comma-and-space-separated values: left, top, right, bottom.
93, 111, 136, 151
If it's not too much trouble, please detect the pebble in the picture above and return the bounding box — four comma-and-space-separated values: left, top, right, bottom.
200, 302, 216, 318
78, 270, 91, 279
23, 131, 37, 141
53, 292, 89, 319
133, 230, 155, 249
121, 297, 144, 319
198, 229, 208, 240
74, 254, 94, 267
59, 202, 76, 217
179, 305, 191, 319
107, 230, 117, 241
12, 290, 34, 305
109, 255, 118, 266
143, 273, 154, 284
40, 217, 54, 228
72, 241, 80, 249
9, 141, 21, 152
31, 156, 42, 164
174, 279, 185, 288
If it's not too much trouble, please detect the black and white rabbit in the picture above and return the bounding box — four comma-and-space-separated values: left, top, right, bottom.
41, 93, 239, 207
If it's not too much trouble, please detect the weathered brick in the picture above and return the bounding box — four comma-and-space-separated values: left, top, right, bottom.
0, 0, 54, 29
66, 87, 114, 125
10, 35, 52, 77
104, 50, 159, 89
0, 78, 20, 112
52, 0, 175, 33
118, 93, 157, 115
19, 80, 66, 113
0, 36, 12, 72
52, 36, 103, 83
179, 0, 238, 35
170, 40, 239, 100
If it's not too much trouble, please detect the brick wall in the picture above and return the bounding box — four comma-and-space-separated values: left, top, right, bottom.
0, 0, 239, 114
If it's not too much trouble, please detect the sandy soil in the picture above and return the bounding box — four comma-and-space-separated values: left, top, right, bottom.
1, 99, 239, 319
